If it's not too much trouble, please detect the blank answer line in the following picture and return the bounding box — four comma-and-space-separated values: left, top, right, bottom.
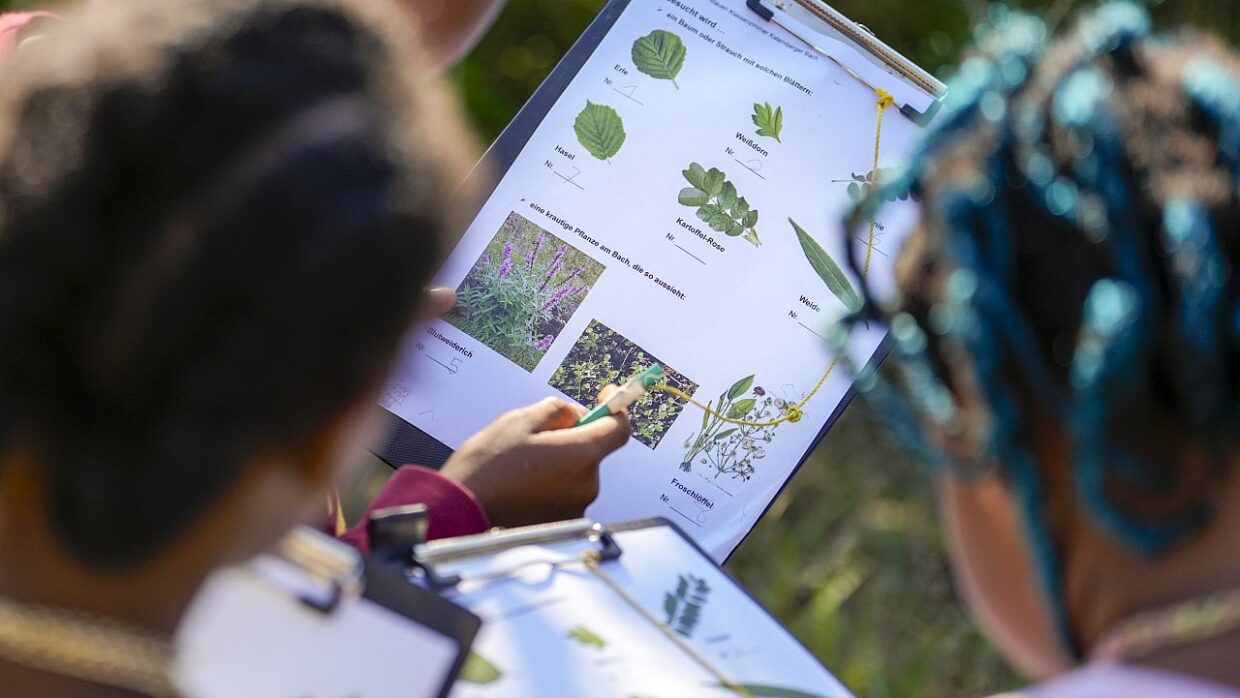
732, 157, 766, 180
612, 87, 645, 106
669, 506, 703, 527
798, 322, 827, 340
675, 244, 707, 265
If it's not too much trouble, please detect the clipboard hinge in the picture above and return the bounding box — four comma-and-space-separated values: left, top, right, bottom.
410, 520, 623, 592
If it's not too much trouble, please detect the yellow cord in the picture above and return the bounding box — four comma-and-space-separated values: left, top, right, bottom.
651, 90, 894, 429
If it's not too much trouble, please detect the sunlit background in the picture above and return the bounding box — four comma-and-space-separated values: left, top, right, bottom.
3, 1, 1236, 696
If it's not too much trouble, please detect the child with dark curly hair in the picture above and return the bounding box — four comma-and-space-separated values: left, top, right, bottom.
0, 0, 627, 694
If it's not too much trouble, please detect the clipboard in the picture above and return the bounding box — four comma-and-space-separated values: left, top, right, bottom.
377, 0, 944, 562
746, 0, 946, 122
410, 518, 857, 698
174, 526, 481, 698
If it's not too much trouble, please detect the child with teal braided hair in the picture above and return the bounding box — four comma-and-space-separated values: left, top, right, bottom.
839, 2, 1240, 695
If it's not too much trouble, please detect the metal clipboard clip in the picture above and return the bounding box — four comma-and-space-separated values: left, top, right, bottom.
407, 519, 623, 591
747, 0, 947, 124
246, 526, 366, 614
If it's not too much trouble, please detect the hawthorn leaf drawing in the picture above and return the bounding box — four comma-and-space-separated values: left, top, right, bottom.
789, 218, 862, 312
573, 101, 626, 161
752, 102, 783, 142
632, 29, 687, 89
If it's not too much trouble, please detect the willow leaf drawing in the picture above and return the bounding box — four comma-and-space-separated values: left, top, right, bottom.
789, 218, 861, 311
632, 29, 687, 89
573, 102, 626, 161
752, 102, 783, 142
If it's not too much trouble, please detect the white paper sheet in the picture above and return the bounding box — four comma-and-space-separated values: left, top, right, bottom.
384, 0, 927, 560
175, 560, 460, 698
441, 524, 854, 698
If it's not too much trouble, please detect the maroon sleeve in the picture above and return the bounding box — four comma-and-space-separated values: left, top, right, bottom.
339, 465, 491, 553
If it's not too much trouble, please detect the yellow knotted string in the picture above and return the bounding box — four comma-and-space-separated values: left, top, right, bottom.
650, 89, 894, 428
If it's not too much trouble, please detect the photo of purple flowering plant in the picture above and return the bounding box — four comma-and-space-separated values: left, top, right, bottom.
445, 212, 606, 371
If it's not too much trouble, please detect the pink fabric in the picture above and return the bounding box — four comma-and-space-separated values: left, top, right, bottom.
339, 465, 490, 553
991, 665, 1240, 698
0, 12, 57, 61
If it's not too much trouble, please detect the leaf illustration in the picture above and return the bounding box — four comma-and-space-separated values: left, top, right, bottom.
574, 101, 626, 161
683, 162, 707, 189
567, 626, 607, 650
702, 167, 725, 197
752, 102, 784, 142
678, 187, 709, 206
719, 181, 738, 210
789, 218, 862, 312
459, 651, 503, 685
631, 29, 686, 89
717, 683, 827, 698
728, 398, 757, 419
678, 163, 761, 247
727, 375, 755, 399
713, 428, 739, 442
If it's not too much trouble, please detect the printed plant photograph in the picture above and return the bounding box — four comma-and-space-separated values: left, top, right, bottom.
446, 212, 605, 371
549, 320, 697, 448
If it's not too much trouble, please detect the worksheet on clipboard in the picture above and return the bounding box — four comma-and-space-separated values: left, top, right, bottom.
382, 0, 930, 561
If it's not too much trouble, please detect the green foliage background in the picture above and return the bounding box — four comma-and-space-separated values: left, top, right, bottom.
6, 0, 1234, 696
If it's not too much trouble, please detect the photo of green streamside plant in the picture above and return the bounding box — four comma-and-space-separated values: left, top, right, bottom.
549, 320, 697, 448
446, 212, 605, 371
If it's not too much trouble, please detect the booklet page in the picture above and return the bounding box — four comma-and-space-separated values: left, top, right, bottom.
384, 0, 925, 559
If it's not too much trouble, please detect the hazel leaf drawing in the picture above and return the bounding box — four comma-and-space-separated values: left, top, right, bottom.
679, 162, 761, 247
752, 102, 784, 142
789, 218, 862, 312
573, 101, 626, 161
631, 29, 687, 89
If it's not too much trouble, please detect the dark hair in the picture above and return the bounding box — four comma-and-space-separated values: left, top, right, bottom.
0, 0, 475, 567
844, 2, 1239, 652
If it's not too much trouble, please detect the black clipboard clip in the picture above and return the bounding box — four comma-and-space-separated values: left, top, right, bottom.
747, 0, 946, 125
407, 519, 623, 591
267, 526, 366, 614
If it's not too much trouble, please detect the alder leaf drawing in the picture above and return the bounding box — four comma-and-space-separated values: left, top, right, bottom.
752, 102, 783, 142
631, 29, 687, 89
573, 101, 626, 161
789, 218, 861, 312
